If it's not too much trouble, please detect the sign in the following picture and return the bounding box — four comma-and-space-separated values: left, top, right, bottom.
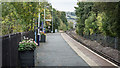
45, 19, 51, 21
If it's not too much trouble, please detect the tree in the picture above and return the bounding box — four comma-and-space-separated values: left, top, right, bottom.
2, 2, 69, 35
84, 12, 97, 35
93, 2, 120, 37
60, 12, 68, 26
67, 21, 73, 30
75, 2, 93, 36
75, 2, 120, 37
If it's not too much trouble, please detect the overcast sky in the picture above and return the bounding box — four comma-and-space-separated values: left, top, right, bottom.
48, 0, 78, 12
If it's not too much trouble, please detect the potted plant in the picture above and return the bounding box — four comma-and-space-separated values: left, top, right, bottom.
40, 31, 46, 42
18, 37, 38, 66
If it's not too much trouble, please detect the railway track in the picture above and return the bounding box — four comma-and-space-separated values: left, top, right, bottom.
66, 31, 120, 66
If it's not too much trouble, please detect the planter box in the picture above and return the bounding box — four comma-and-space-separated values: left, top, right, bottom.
18, 50, 34, 66
40, 34, 46, 42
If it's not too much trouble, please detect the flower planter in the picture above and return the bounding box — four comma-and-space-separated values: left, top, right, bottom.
18, 50, 34, 66
40, 34, 46, 42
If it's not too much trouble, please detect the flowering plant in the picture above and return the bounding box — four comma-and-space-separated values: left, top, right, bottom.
40, 31, 46, 35
18, 37, 38, 51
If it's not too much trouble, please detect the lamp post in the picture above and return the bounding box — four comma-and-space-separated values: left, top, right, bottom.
49, 3, 53, 33
37, 0, 41, 46
43, 5, 49, 33
52, 8, 53, 33
43, 7, 45, 32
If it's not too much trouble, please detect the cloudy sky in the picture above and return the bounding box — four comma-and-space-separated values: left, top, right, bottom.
48, 0, 78, 12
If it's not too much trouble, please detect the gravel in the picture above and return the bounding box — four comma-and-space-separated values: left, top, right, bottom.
67, 31, 120, 65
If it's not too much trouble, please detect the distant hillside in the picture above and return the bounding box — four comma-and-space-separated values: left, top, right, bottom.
66, 12, 76, 22
66, 12, 77, 21
66, 12, 77, 28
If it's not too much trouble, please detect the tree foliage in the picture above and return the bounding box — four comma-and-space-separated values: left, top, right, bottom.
75, 2, 120, 37
75, 2, 93, 36
2, 2, 39, 35
1, 2, 68, 35
52, 10, 68, 32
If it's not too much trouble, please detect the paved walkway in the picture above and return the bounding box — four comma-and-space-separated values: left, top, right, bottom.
35, 33, 89, 66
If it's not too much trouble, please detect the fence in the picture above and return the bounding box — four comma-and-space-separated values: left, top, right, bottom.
1, 31, 35, 67
0, 37, 2, 68
83, 34, 120, 51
